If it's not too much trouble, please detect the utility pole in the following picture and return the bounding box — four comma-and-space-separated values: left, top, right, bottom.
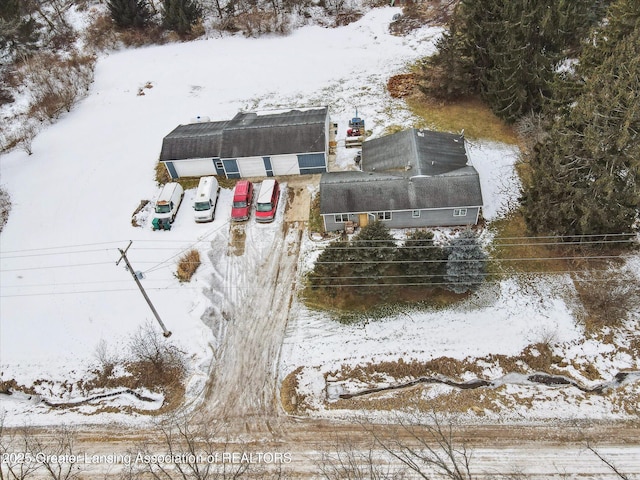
117, 241, 172, 338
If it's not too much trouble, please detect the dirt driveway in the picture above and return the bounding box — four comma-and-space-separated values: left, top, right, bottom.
198, 178, 313, 434
283, 174, 318, 223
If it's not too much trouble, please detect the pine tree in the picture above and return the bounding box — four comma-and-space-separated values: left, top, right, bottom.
444, 230, 487, 294
521, 0, 640, 237
349, 221, 397, 289
161, 0, 203, 35
308, 239, 349, 294
107, 0, 152, 29
419, 0, 601, 122
308, 223, 398, 296
578, 0, 640, 74
395, 230, 446, 286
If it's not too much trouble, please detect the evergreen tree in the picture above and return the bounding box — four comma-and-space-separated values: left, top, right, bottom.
420, 0, 600, 122
578, 0, 640, 74
0, 0, 40, 58
161, 0, 203, 35
308, 239, 349, 294
521, 0, 640, 237
308, 222, 398, 295
107, 0, 152, 29
395, 230, 446, 286
349, 221, 397, 289
444, 230, 487, 294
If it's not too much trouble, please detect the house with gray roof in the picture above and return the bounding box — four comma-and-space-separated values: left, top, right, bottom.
320, 129, 483, 231
159, 107, 330, 179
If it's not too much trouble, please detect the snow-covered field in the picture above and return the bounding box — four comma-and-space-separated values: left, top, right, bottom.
1, 6, 639, 428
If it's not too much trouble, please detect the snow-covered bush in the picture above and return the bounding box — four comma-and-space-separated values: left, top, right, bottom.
17, 51, 95, 123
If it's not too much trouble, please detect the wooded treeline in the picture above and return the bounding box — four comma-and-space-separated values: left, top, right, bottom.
420, 0, 639, 237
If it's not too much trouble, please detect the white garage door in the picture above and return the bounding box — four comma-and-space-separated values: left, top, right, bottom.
238, 157, 267, 177
272, 154, 300, 176
174, 158, 216, 177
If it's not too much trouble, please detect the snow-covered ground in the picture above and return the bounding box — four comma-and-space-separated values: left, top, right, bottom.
1, 7, 639, 428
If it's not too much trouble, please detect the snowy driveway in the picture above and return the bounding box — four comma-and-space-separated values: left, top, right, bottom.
197, 183, 304, 431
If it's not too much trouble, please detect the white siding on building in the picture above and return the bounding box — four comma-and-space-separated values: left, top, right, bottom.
173, 158, 216, 177
238, 157, 267, 177
272, 154, 300, 176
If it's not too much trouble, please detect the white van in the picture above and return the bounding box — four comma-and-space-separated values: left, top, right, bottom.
154, 182, 184, 223
193, 176, 220, 222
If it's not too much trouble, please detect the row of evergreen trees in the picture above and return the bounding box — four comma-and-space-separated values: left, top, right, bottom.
521, 0, 640, 237
308, 222, 488, 295
419, 0, 639, 238
107, 0, 203, 34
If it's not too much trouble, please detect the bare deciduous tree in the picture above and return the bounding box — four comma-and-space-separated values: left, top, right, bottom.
316, 436, 397, 480
131, 414, 253, 479
129, 321, 185, 374
586, 442, 633, 480
0, 414, 41, 479
24, 424, 81, 480
367, 413, 475, 480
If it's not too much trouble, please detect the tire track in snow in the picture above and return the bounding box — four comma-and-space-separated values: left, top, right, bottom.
201, 205, 300, 434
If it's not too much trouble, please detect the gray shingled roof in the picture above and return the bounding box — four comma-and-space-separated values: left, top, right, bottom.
320, 168, 483, 214
362, 129, 468, 176
221, 108, 327, 158
159, 121, 228, 161
159, 108, 328, 162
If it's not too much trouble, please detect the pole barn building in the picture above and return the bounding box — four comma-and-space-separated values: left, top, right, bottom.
159, 107, 330, 179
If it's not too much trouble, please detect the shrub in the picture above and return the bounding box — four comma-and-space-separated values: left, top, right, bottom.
83, 13, 120, 51
17, 51, 96, 123
161, 0, 203, 35
176, 249, 200, 282
155, 161, 171, 185
0, 187, 11, 233
107, 0, 152, 29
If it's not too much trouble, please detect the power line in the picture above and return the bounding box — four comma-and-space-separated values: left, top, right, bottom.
310, 238, 637, 249
1, 231, 635, 255
0, 247, 121, 259
1, 278, 166, 288
1, 273, 628, 298
314, 254, 629, 264
0, 269, 627, 298
0, 267, 593, 293
1, 261, 115, 272
0, 241, 127, 254
0, 267, 618, 293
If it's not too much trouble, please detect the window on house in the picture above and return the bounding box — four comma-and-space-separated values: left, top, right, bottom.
334, 214, 349, 223
215, 160, 224, 169
377, 211, 391, 221
412, 210, 420, 218
453, 208, 468, 217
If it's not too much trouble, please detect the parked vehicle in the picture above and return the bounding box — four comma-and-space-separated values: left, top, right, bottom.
154, 182, 184, 224
346, 108, 365, 148
193, 176, 220, 222
231, 180, 254, 222
255, 179, 280, 223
